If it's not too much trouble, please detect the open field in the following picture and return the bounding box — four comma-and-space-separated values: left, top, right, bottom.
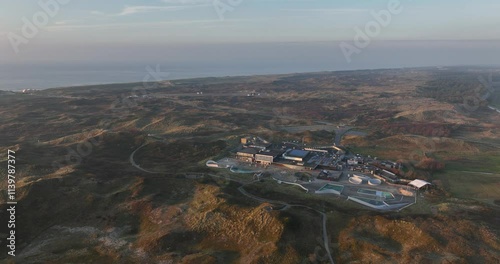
442, 152, 500, 173
437, 169, 500, 204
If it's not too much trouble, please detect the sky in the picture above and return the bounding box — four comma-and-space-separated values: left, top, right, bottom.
1, 0, 500, 68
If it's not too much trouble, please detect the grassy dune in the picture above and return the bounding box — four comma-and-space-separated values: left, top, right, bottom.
1, 67, 499, 263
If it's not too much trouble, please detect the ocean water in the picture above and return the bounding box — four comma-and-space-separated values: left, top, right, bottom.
0, 62, 337, 91
2, 40, 500, 91
0, 63, 234, 90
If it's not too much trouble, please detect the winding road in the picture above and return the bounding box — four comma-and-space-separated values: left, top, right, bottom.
129, 142, 335, 264
129, 143, 159, 174
236, 184, 334, 263
334, 126, 353, 146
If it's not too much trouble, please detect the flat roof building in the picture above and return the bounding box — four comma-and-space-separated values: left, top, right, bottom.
283, 149, 310, 162
236, 147, 260, 162
255, 150, 284, 165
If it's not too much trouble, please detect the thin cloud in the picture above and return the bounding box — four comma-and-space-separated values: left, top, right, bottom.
46, 19, 222, 31
45, 16, 280, 32
161, 0, 212, 4
281, 8, 368, 14
54, 20, 82, 25
91, 4, 208, 17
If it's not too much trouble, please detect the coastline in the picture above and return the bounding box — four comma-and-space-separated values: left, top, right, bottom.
2, 64, 498, 92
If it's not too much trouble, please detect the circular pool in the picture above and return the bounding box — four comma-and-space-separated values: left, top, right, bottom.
349, 177, 363, 184
368, 179, 382, 185
353, 174, 370, 180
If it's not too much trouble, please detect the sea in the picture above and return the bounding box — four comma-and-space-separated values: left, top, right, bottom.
0, 62, 340, 91
2, 40, 500, 91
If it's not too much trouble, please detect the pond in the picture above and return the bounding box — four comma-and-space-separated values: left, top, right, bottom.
229, 166, 261, 174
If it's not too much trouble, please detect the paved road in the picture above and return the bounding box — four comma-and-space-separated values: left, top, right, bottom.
129, 143, 160, 174
128, 143, 335, 263
334, 127, 353, 146
237, 185, 334, 264
459, 171, 499, 175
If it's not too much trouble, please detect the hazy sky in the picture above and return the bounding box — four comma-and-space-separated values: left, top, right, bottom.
1, 0, 500, 65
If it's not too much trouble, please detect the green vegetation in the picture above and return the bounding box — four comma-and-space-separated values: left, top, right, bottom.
2, 67, 499, 263
437, 170, 500, 202
416, 71, 484, 103
134, 140, 227, 173
442, 152, 500, 173
433, 152, 500, 203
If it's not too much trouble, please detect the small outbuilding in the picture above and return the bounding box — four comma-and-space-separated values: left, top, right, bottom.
408, 179, 431, 189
